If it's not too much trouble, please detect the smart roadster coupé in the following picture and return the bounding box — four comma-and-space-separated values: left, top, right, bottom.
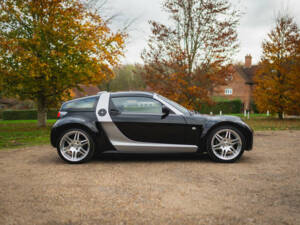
50, 91, 253, 163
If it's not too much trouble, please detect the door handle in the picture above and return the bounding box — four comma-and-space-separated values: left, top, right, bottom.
110, 108, 120, 115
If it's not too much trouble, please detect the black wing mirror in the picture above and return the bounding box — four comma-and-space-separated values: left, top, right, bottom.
162, 105, 170, 118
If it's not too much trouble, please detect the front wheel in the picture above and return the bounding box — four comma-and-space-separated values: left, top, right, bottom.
57, 129, 95, 164
207, 126, 245, 163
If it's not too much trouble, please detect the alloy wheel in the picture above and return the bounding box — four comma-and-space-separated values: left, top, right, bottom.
211, 128, 242, 160
59, 130, 90, 162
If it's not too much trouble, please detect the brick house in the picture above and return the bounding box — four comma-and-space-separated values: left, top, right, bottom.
72, 85, 100, 98
212, 55, 258, 111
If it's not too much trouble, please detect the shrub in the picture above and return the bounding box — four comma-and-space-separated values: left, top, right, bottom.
250, 100, 259, 113
2, 109, 58, 120
199, 99, 243, 114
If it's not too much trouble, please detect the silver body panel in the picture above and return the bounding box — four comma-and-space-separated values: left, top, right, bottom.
95, 92, 198, 153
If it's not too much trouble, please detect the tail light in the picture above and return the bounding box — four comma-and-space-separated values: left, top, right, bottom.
57, 111, 67, 118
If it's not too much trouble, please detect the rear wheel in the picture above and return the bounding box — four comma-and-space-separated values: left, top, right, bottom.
207, 126, 245, 163
57, 129, 95, 164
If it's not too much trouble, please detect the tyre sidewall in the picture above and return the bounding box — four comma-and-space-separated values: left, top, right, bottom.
207, 125, 245, 163
57, 128, 95, 164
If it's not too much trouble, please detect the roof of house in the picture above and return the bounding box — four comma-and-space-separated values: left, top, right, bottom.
72, 85, 100, 98
235, 65, 259, 84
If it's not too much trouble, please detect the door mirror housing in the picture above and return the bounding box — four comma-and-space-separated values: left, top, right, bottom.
162, 105, 170, 117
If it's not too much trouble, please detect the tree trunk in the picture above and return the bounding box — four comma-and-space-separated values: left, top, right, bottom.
37, 97, 47, 127
278, 112, 283, 120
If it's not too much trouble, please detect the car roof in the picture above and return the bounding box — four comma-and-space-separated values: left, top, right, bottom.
109, 91, 154, 98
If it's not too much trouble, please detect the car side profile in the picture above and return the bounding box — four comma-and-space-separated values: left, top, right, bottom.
50, 91, 253, 163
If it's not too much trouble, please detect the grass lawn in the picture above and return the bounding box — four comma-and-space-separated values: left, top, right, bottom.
229, 113, 269, 118
0, 120, 56, 150
0, 116, 300, 150
242, 118, 300, 131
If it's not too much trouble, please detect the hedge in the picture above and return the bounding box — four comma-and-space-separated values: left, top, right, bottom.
250, 100, 259, 113
199, 99, 243, 114
2, 109, 58, 120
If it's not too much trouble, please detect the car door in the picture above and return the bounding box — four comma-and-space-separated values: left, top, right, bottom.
96, 92, 197, 153
109, 96, 186, 145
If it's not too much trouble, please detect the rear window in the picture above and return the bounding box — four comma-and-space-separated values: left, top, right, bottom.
61, 96, 99, 111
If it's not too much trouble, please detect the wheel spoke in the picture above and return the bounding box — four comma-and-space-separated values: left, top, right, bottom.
71, 151, 77, 160
65, 136, 73, 144
215, 134, 223, 142
79, 147, 87, 155
74, 132, 80, 141
62, 147, 69, 153
212, 143, 222, 149
229, 146, 236, 153
225, 130, 231, 139
222, 149, 227, 157
231, 138, 240, 145
80, 139, 88, 146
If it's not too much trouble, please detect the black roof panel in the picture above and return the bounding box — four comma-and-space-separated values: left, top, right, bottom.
110, 91, 154, 98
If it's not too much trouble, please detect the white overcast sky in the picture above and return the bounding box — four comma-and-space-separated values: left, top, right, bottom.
104, 0, 300, 65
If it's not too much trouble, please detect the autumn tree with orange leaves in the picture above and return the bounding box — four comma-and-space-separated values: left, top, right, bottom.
254, 15, 300, 119
0, 0, 125, 127
141, 0, 241, 110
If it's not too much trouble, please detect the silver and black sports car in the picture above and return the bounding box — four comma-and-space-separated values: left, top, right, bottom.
50, 91, 253, 163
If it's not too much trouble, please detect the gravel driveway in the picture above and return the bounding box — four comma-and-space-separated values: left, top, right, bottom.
0, 130, 300, 225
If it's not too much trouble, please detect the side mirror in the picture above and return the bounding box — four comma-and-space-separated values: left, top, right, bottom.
162, 105, 170, 117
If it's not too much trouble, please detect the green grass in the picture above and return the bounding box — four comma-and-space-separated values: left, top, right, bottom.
242, 118, 300, 131
0, 116, 300, 150
0, 120, 56, 150
229, 113, 270, 118
0, 119, 57, 124
227, 114, 300, 130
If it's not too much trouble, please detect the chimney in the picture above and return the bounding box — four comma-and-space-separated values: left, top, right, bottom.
245, 54, 252, 68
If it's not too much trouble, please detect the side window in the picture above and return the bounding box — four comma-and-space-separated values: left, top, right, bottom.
111, 97, 162, 114
62, 96, 98, 111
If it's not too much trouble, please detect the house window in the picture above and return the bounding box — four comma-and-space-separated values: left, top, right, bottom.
225, 73, 233, 81
225, 88, 233, 95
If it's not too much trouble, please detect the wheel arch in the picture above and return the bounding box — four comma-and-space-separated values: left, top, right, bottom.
51, 122, 101, 149
200, 121, 252, 152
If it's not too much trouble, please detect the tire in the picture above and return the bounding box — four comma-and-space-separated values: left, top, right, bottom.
206, 125, 245, 163
57, 128, 95, 164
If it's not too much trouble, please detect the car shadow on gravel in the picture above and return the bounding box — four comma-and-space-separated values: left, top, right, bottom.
95, 153, 212, 163
39, 152, 214, 165
93, 153, 253, 164
38, 149, 253, 165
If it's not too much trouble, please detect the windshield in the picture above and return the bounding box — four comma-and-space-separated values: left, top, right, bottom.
158, 95, 190, 115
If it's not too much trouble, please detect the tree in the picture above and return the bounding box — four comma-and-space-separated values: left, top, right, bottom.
0, 0, 125, 126
141, 0, 240, 110
98, 64, 146, 92
254, 15, 300, 118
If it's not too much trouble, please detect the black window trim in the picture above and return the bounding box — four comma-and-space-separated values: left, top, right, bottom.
109, 96, 175, 115
61, 95, 99, 112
